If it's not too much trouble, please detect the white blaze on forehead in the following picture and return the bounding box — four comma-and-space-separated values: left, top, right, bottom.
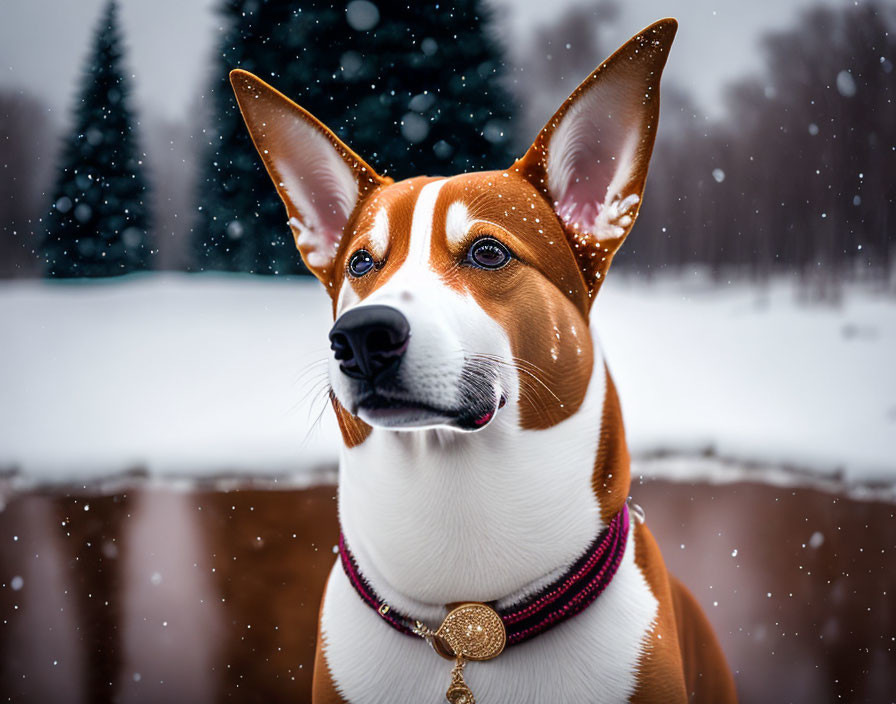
367, 208, 390, 259
445, 201, 473, 247
336, 180, 447, 316
336, 276, 360, 315
406, 179, 446, 268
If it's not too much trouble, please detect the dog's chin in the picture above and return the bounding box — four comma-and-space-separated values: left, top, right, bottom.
352, 393, 504, 432
357, 404, 455, 430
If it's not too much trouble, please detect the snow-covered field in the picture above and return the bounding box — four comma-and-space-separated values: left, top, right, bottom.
1, 273, 894, 487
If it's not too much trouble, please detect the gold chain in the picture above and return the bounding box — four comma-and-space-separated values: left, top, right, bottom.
445, 655, 475, 704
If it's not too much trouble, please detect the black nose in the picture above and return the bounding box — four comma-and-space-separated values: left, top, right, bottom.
328, 305, 411, 382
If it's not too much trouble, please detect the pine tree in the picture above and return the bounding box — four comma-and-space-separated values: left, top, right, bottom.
42, 0, 151, 278
193, 0, 517, 275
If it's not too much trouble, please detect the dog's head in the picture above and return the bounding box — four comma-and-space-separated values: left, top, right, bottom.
231, 20, 676, 439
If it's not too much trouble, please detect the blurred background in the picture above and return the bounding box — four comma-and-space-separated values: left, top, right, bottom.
1, 0, 894, 702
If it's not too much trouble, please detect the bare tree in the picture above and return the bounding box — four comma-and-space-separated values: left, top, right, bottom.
0, 90, 56, 278
508, 1, 620, 148
611, 2, 896, 288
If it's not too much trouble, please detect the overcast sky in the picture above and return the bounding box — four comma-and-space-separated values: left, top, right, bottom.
0, 0, 878, 126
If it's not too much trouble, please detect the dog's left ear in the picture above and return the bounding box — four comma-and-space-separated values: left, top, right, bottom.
229, 69, 388, 281
514, 19, 677, 299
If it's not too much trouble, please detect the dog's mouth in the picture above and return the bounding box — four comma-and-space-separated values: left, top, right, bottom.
354, 392, 506, 431
466, 393, 507, 428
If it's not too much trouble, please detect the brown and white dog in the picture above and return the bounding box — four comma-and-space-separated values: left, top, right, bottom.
231, 18, 737, 703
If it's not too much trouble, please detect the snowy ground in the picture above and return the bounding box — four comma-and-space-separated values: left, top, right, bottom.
1, 273, 894, 487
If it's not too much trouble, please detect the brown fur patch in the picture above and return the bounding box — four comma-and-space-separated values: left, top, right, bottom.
593, 366, 631, 523
329, 176, 441, 315
430, 173, 595, 429
431, 172, 591, 314
330, 393, 372, 448
629, 521, 738, 702
669, 576, 738, 702
312, 577, 349, 704
630, 521, 689, 703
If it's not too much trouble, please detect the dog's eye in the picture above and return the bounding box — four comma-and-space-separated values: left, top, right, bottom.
467, 237, 512, 270
348, 249, 375, 277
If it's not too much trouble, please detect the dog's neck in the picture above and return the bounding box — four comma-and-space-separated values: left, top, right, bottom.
337, 342, 631, 624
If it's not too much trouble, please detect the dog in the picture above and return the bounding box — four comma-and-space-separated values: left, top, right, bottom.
230, 17, 737, 703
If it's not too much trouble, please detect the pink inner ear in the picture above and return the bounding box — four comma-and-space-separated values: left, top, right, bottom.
555, 178, 604, 232
270, 114, 360, 269
547, 73, 645, 239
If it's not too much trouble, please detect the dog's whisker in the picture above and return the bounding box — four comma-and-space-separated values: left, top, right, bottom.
304, 380, 333, 412
474, 351, 554, 379
289, 375, 332, 415
292, 357, 329, 385
467, 352, 563, 406
300, 384, 337, 447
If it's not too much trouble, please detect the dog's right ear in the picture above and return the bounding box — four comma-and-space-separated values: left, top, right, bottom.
513, 19, 677, 301
229, 69, 388, 281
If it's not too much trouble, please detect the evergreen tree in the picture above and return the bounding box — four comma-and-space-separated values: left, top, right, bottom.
193, 0, 517, 275
42, 0, 151, 278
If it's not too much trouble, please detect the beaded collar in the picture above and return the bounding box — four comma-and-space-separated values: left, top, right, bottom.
338, 504, 630, 649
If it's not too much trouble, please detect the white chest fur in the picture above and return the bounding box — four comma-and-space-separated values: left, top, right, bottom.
322, 342, 659, 701
319, 529, 657, 703
337, 343, 610, 612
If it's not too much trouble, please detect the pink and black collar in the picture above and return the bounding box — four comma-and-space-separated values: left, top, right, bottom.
339, 504, 630, 647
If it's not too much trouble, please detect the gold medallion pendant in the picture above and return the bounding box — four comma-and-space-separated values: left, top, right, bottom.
429, 603, 506, 704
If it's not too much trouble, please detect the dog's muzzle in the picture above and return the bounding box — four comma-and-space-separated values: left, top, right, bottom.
329, 305, 410, 383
